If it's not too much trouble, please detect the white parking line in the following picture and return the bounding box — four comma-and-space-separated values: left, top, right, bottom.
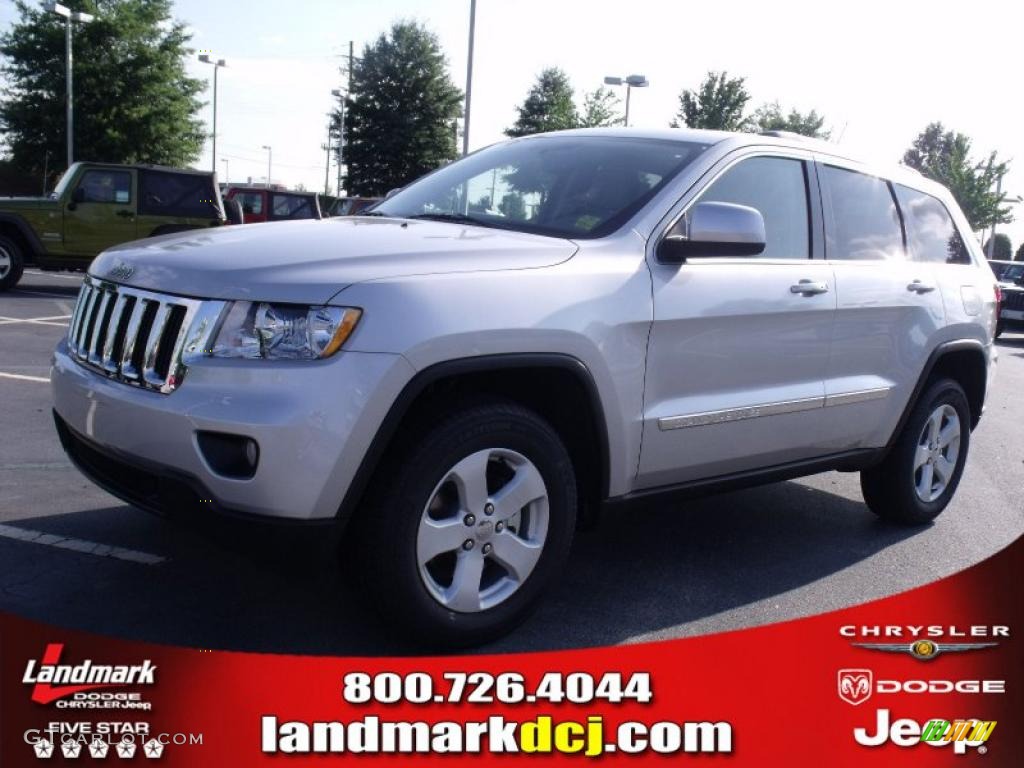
25, 270, 83, 281
0, 315, 71, 327
0, 372, 50, 383
0, 523, 167, 565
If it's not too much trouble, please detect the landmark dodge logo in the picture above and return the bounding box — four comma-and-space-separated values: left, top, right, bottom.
23, 644, 156, 705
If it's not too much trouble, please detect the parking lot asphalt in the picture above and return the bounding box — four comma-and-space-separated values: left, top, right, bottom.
1, 270, 1022, 655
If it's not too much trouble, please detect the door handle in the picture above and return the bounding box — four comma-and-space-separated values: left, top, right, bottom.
116, 210, 134, 219
907, 279, 936, 294
790, 279, 829, 296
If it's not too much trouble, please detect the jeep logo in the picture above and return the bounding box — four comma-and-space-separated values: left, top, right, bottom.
107, 262, 134, 281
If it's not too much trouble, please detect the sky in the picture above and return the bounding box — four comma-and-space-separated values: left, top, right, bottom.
3, 0, 1022, 247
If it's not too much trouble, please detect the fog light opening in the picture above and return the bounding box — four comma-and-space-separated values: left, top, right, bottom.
196, 431, 260, 480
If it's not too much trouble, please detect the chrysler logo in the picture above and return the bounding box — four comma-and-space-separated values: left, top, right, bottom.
107, 262, 134, 281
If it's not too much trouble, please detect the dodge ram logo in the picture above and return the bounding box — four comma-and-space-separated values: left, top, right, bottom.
107, 261, 134, 281
838, 669, 873, 706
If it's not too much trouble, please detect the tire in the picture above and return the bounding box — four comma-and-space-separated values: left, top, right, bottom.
0, 234, 25, 292
861, 379, 971, 525
353, 401, 577, 648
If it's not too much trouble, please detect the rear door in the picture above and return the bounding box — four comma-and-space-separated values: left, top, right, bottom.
637, 151, 837, 489
817, 162, 945, 450
63, 168, 137, 256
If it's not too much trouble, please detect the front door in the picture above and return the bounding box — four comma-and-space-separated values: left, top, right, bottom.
638, 153, 836, 489
64, 168, 137, 257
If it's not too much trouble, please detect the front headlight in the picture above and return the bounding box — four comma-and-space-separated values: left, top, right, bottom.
209, 302, 361, 360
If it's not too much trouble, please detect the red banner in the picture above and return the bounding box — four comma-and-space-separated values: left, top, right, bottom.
3, 534, 1021, 765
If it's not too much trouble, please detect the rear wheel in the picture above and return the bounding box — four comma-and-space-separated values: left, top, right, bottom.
0, 235, 25, 291
354, 401, 577, 647
861, 379, 970, 524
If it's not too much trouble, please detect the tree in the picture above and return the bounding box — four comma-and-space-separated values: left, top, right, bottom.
671, 71, 751, 131
1017, 242, 1024, 262
0, 0, 205, 182
982, 233, 1012, 260
340, 21, 462, 196
505, 68, 578, 137
903, 123, 1016, 232
751, 101, 830, 139
578, 86, 621, 128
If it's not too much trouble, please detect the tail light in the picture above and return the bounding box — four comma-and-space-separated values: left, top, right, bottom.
994, 284, 1002, 305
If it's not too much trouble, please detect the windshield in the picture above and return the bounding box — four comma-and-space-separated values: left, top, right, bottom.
49, 163, 81, 199
371, 136, 710, 239
1001, 264, 1024, 283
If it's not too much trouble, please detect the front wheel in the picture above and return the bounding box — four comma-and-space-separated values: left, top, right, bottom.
354, 401, 577, 647
861, 379, 970, 524
0, 235, 25, 291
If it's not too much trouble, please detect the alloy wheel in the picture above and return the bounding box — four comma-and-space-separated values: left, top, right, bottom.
913, 404, 961, 503
416, 448, 549, 613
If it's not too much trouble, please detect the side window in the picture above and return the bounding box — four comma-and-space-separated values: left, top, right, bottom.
235, 192, 263, 215
76, 170, 132, 204
271, 194, 314, 219
894, 185, 971, 265
821, 165, 903, 260
696, 156, 810, 259
138, 171, 216, 217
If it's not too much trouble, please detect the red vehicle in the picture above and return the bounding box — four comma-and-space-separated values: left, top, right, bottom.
224, 186, 322, 223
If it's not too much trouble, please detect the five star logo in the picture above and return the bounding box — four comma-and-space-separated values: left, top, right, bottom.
143, 738, 165, 758
61, 740, 83, 758
116, 740, 137, 759
33, 738, 55, 759
89, 738, 110, 758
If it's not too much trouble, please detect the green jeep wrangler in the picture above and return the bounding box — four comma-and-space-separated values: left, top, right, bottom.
0, 162, 236, 291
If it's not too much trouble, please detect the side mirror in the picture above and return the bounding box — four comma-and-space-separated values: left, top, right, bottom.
657, 202, 766, 263
67, 186, 86, 210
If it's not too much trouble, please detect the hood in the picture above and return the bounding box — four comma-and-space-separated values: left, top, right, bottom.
90, 217, 578, 304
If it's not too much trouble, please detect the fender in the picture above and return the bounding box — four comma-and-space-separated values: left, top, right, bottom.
885, 339, 988, 450
334, 353, 611, 524
0, 212, 46, 258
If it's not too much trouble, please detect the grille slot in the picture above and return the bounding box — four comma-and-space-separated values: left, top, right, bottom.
1004, 291, 1024, 312
67, 277, 212, 394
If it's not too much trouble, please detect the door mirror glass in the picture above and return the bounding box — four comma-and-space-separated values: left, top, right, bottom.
658, 202, 766, 263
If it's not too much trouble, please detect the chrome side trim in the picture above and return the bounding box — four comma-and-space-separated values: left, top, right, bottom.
824, 387, 892, 408
658, 396, 824, 431
657, 387, 894, 431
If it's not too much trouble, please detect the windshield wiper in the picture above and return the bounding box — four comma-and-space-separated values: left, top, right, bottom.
407, 212, 488, 226
356, 210, 386, 217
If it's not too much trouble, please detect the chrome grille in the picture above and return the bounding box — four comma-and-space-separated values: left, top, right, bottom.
68, 277, 223, 394
1003, 290, 1024, 312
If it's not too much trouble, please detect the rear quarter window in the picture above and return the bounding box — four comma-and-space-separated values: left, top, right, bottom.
894, 185, 971, 265
139, 171, 217, 217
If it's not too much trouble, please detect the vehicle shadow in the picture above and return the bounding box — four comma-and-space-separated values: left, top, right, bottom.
0, 477, 921, 656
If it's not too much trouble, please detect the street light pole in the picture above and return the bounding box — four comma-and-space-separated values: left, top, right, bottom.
462, 0, 476, 155
221, 158, 229, 185
45, 3, 94, 168
331, 90, 346, 196
603, 74, 649, 127
198, 55, 227, 174
261, 145, 272, 188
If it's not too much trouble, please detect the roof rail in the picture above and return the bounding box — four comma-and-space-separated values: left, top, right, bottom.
758, 130, 811, 140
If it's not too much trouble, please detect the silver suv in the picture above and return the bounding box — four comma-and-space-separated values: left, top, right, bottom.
51, 129, 999, 645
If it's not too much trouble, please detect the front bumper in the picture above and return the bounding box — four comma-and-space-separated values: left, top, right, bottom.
51, 338, 414, 520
